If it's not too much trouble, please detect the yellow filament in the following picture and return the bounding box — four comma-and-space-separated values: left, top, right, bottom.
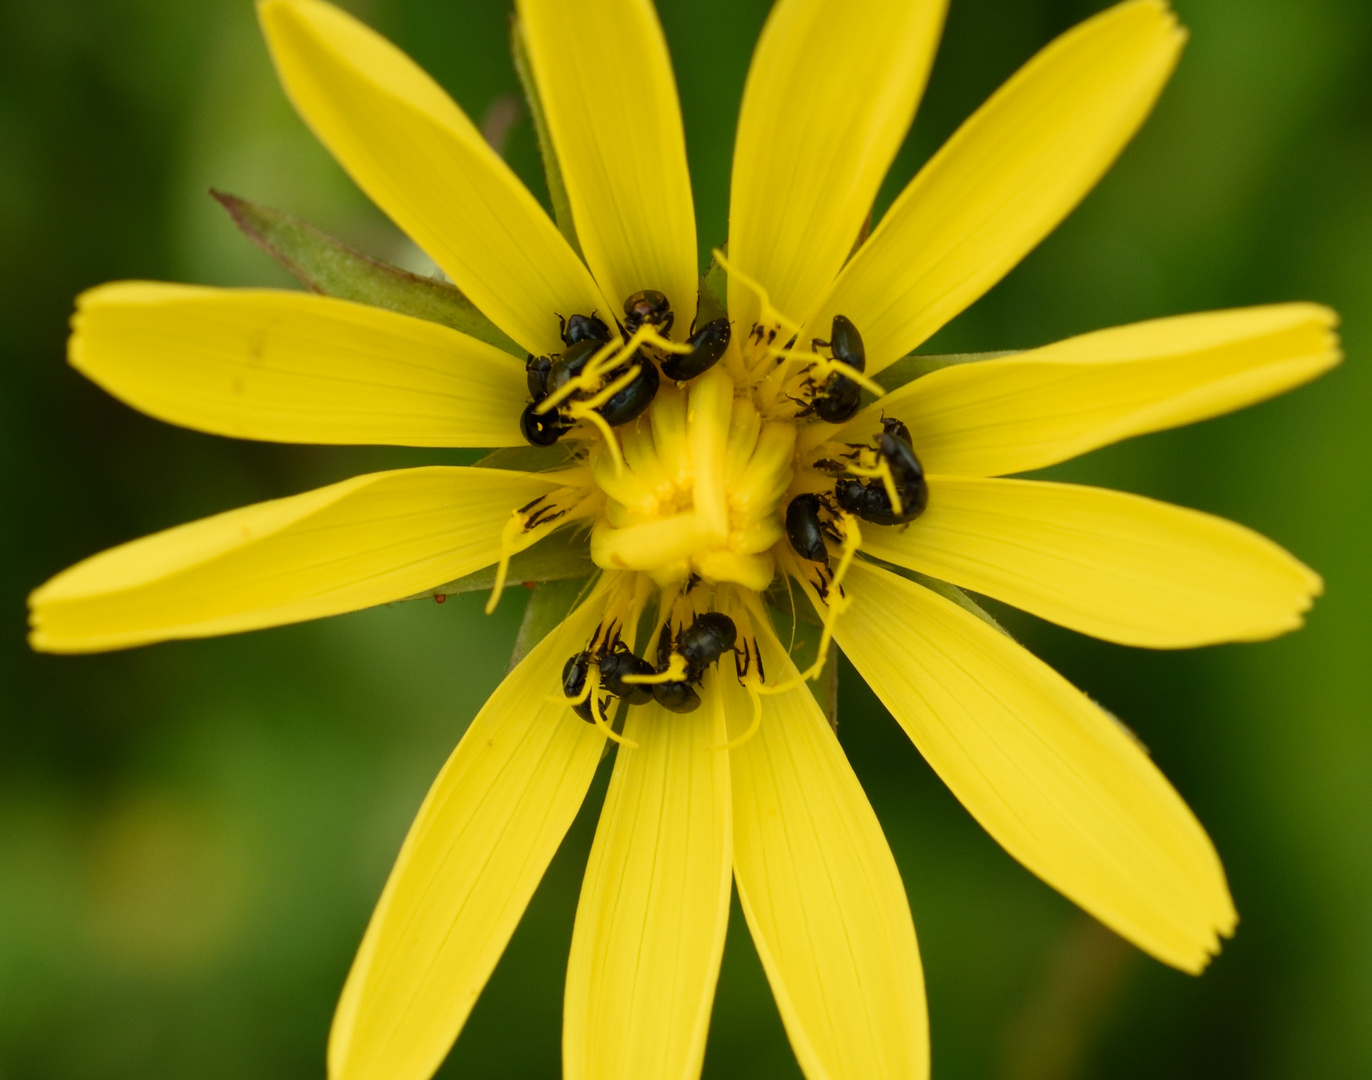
587, 667, 638, 748
772, 348, 886, 398
535, 324, 688, 415
570, 405, 625, 474
577, 362, 642, 412
551, 677, 593, 708
710, 249, 798, 335
534, 338, 623, 414
484, 511, 529, 615
845, 457, 903, 517
710, 248, 802, 386
759, 339, 804, 397
712, 677, 764, 751
637, 324, 693, 356
759, 514, 861, 695
619, 653, 689, 685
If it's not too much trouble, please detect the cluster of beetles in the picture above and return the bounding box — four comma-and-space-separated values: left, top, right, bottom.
527, 292, 929, 720
519, 290, 732, 446
563, 610, 739, 719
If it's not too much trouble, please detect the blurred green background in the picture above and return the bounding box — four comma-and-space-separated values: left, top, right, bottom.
2, 0, 1369, 1077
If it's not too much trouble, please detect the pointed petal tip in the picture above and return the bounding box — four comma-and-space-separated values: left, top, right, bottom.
1287, 301, 1343, 356
1173, 901, 1238, 975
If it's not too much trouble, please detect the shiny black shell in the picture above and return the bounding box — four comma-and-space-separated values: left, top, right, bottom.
520, 402, 571, 446
677, 613, 737, 669
560, 312, 611, 346
547, 338, 604, 397
662, 318, 731, 381
597, 355, 660, 427
653, 680, 702, 713
812, 374, 862, 424
833, 478, 893, 524
818, 314, 866, 373
561, 652, 596, 722
525, 354, 553, 399
598, 648, 655, 706
875, 417, 928, 521
785, 493, 829, 564
832, 467, 927, 526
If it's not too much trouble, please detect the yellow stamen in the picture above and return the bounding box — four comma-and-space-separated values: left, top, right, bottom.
619, 653, 689, 685
484, 510, 528, 615
551, 677, 592, 708
760, 514, 861, 694
534, 338, 622, 414
710, 248, 801, 386
771, 348, 887, 398
577, 362, 642, 412
845, 456, 904, 517
710, 249, 798, 337
712, 676, 764, 751
587, 666, 637, 748
569, 405, 625, 474
535, 325, 689, 417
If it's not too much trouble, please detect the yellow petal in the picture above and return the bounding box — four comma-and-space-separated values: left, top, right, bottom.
837, 560, 1236, 972
725, 622, 927, 1080
806, 0, 1185, 372
329, 590, 607, 1080
517, 0, 696, 328
564, 685, 731, 1080
858, 304, 1341, 476
258, 0, 607, 356
865, 477, 1323, 648
727, 0, 946, 332
29, 467, 563, 652
71, 282, 529, 447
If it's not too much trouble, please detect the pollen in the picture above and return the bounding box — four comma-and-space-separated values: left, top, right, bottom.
589, 365, 795, 591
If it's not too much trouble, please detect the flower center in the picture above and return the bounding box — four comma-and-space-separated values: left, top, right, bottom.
588, 366, 795, 591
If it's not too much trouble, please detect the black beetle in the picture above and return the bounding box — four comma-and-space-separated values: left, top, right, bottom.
807, 314, 866, 424
651, 627, 701, 712
833, 477, 900, 525
623, 289, 674, 336
812, 314, 866, 374
597, 646, 656, 706
811, 374, 862, 423
832, 419, 928, 525
677, 612, 737, 669
875, 417, 928, 521
561, 652, 599, 723
546, 338, 605, 397
661, 318, 731, 381
597, 354, 660, 427
653, 680, 702, 713
785, 493, 830, 564
559, 312, 611, 346
521, 401, 573, 446
526, 353, 553, 399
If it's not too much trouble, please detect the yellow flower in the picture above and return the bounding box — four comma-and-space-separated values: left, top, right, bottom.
29, 0, 1339, 1078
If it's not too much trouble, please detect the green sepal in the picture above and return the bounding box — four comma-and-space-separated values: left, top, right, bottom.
213, 190, 522, 355
397, 528, 596, 603
509, 17, 582, 259
507, 576, 591, 673
695, 274, 728, 328
871, 349, 1019, 396
702, 247, 728, 317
